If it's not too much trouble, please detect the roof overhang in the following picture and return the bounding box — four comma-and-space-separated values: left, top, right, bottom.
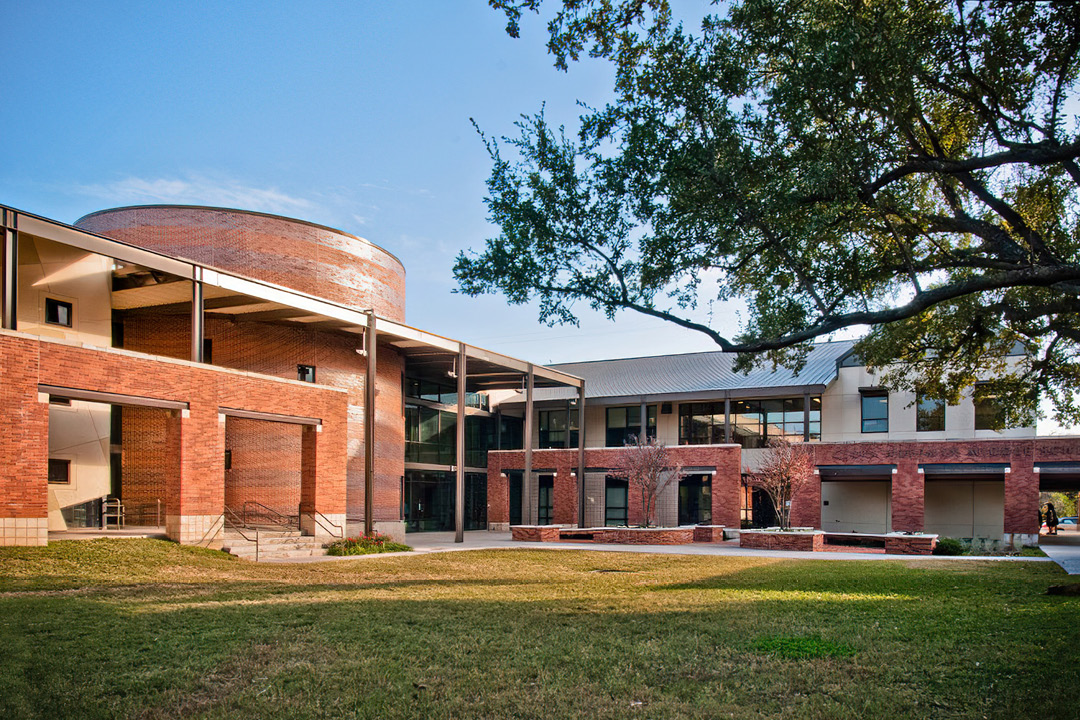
9, 205, 583, 394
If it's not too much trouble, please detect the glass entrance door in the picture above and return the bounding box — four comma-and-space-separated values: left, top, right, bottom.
679, 474, 712, 525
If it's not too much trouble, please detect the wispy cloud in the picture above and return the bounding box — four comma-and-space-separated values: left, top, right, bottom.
75, 174, 316, 216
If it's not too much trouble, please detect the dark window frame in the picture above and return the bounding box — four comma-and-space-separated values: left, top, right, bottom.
44, 297, 73, 328
915, 392, 945, 432
48, 458, 71, 484
604, 475, 629, 526
297, 364, 316, 383
861, 391, 889, 434
605, 405, 657, 447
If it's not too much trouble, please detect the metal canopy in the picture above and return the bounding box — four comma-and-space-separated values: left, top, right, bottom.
9, 203, 585, 392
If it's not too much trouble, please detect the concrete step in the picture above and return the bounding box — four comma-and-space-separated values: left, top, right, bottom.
222, 531, 329, 561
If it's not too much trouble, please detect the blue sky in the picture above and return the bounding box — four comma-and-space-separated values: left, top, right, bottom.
0, 0, 730, 364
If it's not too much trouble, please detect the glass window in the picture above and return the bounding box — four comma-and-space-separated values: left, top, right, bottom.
45, 298, 72, 327
499, 415, 523, 450
974, 394, 1005, 430
679, 402, 726, 445
538, 475, 555, 525
538, 409, 579, 448
916, 393, 945, 432
606, 405, 656, 446
683, 396, 820, 447
48, 459, 70, 484
604, 476, 629, 526
861, 393, 888, 433
297, 364, 316, 383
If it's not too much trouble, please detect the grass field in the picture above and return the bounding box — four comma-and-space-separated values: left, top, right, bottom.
1, 540, 1077, 719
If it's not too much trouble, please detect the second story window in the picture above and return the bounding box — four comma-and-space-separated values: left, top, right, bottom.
861, 390, 888, 433
974, 393, 1004, 431
297, 364, 316, 383
606, 405, 656, 446
538, 409, 578, 449
916, 393, 945, 432
45, 298, 73, 327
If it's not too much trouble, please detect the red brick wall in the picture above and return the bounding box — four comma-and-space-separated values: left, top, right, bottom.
224, 417, 302, 519
0, 332, 348, 522
884, 535, 937, 555
740, 530, 823, 551
593, 527, 694, 544
122, 314, 405, 524
0, 335, 48, 519
77, 206, 407, 322
809, 439, 1079, 535
489, 445, 742, 528
121, 406, 176, 524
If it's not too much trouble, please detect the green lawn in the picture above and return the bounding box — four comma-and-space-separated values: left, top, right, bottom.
1, 540, 1077, 719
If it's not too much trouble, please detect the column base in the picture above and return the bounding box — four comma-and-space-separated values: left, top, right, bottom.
0, 517, 48, 546
166, 514, 223, 549
1005, 532, 1039, 549
302, 512, 348, 539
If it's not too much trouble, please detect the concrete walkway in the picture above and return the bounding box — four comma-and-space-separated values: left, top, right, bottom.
1039, 533, 1080, 575
272, 530, 1054, 565
43, 526, 1074, 572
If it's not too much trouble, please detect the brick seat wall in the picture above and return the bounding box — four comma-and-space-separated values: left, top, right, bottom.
884, 535, 938, 555
740, 530, 824, 552
510, 525, 562, 542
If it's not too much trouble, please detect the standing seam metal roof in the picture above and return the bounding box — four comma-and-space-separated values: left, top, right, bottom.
534, 340, 856, 400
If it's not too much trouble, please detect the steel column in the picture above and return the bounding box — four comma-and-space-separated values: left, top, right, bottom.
804, 392, 812, 442
454, 342, 466, 543
639, 398, 647, 441
191, 280, 205, 362
724, 396, 732, 443
524, 364, 535, 524
364, 311, 377, 536
2, 209, 17, 330
577, 383, 586, 527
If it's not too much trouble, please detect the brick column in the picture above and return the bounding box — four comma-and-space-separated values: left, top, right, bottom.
300, 419, 347, 538
0, 335, 48, 546
487, 463, 509, 529
790, 472, 821, 528
168, 403, 225, 548
711, 446, 743, 529
891, 459, 923, 532
1005, 452, 1038, 546
553, 457, 578, 525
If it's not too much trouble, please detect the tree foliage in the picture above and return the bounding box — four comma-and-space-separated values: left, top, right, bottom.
746, 439, 817, 531
615, 435, 681, 527
456, 0, 1080, 426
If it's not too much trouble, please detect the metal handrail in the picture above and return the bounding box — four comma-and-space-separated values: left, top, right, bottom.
242, 500, 298, 530
224, 505, 260, 561
196, 513, 225, 548
310, 510, 344, 539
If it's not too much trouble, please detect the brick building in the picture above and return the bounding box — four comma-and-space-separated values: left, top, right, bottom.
489, 341, 1080, 548
0, 204, 580, 547
1, 203, 1075, 550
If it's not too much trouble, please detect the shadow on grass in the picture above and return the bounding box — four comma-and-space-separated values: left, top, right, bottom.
2, 574, 1078, 718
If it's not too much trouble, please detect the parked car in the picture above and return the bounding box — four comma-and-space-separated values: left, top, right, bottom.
1060, 516, 1077, 527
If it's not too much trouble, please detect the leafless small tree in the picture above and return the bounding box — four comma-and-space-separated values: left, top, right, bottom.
746, 439, 816, 530
616, 435, 682, 527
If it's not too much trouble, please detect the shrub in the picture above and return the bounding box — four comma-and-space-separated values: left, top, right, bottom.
325, 533, 411, 556
933, 537, 966, 556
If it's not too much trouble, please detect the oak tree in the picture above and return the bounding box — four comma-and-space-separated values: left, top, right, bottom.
456, 0, 1080, 426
